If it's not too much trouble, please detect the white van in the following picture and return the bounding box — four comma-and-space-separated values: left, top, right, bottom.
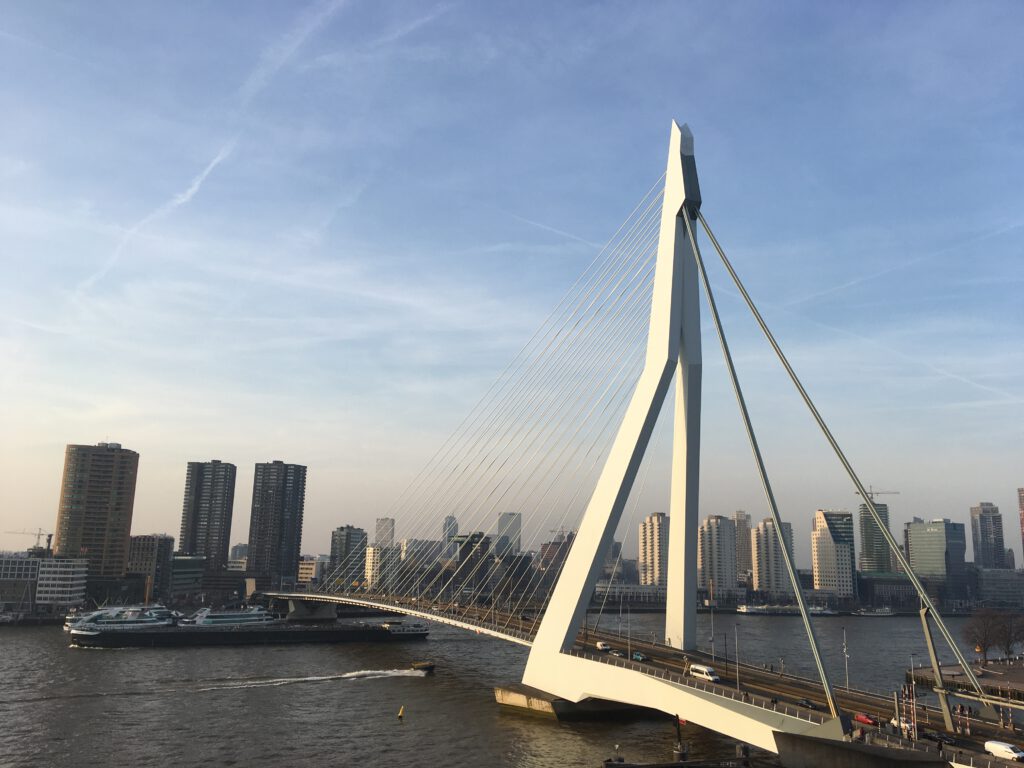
688, 664, 720, 682
985, 741, 1024, 761
595, 641, 611, 652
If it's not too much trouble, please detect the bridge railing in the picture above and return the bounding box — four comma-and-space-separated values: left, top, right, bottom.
868, 730, 1020, 768
565, 648, 827, 724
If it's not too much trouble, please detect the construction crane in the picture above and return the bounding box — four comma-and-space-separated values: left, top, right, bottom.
5, 528, 53, 549
855, 486, 900, 502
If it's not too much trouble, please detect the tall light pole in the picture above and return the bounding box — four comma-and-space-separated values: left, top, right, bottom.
735, 623, 740, 692
842, 626, 850, 690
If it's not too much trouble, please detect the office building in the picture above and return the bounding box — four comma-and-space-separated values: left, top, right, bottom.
364, 545, 399, 591
733, 510, 752, 587
0, 556, 40, 611
246, 461, 307, 588
752, 518, 794, 597
297, 556, 325, 584
443, 515, 458, 557
971, 502, 1007, 569
1018, 488, 1024, 560
697, 515, 737, 599
858, 502, 894, 573
36, 558, 88, 609
329, 525, 367, 588
496, 512, 522, 557
170, 554, 206, 600
53, 442, 139, 578
904, 518, 966, 579
639, 513, 669, 587
375, 517, 396, 548
230, 543, 248, 560
127, 534, 175, 601
179, 460, 237, 571
811, 509, 856, 599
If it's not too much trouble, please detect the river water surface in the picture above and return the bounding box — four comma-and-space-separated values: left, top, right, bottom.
0, 614, 973, 767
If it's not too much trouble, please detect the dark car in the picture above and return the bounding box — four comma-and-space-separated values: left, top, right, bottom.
796, 698, 818, 710
920, 731, 958, 747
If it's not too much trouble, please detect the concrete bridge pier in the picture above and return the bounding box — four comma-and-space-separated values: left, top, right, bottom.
286, 599, 337, 622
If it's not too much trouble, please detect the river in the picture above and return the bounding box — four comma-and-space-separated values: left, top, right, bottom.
0, 614, 974, 767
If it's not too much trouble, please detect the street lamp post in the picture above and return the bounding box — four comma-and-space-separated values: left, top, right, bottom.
735, 624, 740, 692
842, 626, 850, 690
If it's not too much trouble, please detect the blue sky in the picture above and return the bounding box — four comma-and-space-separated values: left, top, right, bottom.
1, 2, 1022, 565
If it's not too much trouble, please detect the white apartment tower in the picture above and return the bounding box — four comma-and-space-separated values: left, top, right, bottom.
697, 515, 737, 599
733, 510, 752, 587
752, 518, 794, 597
811, 509, 856, 599
639, 512, 669, 587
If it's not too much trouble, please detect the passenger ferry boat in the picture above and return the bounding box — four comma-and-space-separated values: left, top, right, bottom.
69, 606, 177, 632
380, 621, 429, 638
179, 606, 282, 627
853, 606, 895, 617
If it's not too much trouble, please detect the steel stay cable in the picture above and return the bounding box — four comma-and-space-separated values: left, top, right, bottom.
683, 211, 840, 719
697, 210, 988, 701
320, 203, 662, 590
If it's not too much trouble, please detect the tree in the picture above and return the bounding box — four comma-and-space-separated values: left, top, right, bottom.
993, 611, 1024, 659
964, 608, 1001, 663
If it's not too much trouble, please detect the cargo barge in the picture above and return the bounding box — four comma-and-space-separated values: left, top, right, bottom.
70, 620, 429, 648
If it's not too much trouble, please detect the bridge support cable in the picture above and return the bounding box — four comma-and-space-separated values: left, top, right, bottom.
682, 213, 841, 720
383, 209, 661, 553
696, 210, 988, 702
352, 188, 666, 608
387, 240, 659, 601
318, 190, 664, 595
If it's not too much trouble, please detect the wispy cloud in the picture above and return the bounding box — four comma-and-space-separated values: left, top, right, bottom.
509, 213, 602, 249
75, 139, 236, 295
238, 0, 349, 107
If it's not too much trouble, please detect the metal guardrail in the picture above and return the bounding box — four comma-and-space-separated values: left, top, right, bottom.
868, 729, 1023, 768
565, 647, 828, 724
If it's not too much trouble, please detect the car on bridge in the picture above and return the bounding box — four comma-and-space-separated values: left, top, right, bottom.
595, 641, 611, 652
796, 698, 818, 710
609, 649, 626, 658
631, 651, 649, 662
688, 664, 720, 683
852, 712, 877, 726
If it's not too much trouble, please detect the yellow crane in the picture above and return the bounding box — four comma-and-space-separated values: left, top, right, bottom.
4, 528, 53, 549
855, 486, 900, 502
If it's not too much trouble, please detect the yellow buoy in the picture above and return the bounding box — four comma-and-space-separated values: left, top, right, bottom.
397, 705, 405, 720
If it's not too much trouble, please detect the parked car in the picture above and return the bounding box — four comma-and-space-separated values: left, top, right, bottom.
796, 698, 818, 710
853, 713, 877, 726
631, 651, 649, 662
985, 741, 1024, 762
609, 649, 626, 658
595, 641, 611, 652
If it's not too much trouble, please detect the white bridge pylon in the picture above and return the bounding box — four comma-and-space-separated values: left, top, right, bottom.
519, 121, 852, 750
527, 120, 702, 663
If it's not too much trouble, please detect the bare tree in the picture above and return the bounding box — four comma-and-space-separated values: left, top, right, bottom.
993, 611, 1023, 659
964, 608, 1001, 664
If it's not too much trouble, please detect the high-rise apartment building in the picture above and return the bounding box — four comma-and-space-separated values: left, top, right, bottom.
858, 502, 894, 573
811, 509, 856, 598
443, 515, 458, 558
53, 442, 140, 578
697, 515, 737, 598
905, 518, 966, 579
971, 502, 1007, 569
364, 545, 399, 591
230, 542, 248, 561
1018, 488, 1024, 561
733, 510, 752, 586
246, 460, 307, 588
496, 512, 522, 557
179, 460, 237, 571
127, 534, 175, 601
329, 525, 367, 588
752, 518, 794, 597
639, 513, 669, 587
375, 517, 396, 548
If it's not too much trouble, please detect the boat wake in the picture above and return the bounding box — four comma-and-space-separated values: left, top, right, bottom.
196, 669, 427, 691
2, 669, 428, 705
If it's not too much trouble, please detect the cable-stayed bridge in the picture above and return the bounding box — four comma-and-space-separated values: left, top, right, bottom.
268, 122, 1016, 762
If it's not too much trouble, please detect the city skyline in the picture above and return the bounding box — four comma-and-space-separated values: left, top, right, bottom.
2, 3, 1023, 566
